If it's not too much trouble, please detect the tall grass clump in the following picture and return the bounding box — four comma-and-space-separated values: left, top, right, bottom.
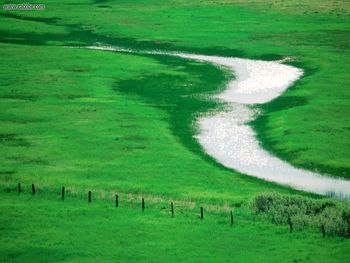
251, 193, 350, 237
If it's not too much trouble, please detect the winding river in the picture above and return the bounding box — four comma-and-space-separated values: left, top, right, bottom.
84, 45, 350, 198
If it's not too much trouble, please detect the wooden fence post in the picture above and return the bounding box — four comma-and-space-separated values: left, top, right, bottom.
171, 202, 174, 217
116, 194, 119, 207
287, 215, 293, 233
88, 191, 92, 203
200, 207, 204, 220
18, 183, 21, 193
31, 184, 36, 195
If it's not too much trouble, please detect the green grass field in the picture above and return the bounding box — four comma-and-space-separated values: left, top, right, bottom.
1, 0, 349, 262
2, 191, 350, 263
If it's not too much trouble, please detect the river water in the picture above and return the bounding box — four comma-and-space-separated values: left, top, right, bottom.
85, 46, 350, 198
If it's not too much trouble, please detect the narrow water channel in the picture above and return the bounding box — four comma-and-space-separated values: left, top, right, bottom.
84, 45, 350, 198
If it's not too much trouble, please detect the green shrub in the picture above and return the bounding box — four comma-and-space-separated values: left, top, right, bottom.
251, 193, 350, 237
318, 207, 348, 236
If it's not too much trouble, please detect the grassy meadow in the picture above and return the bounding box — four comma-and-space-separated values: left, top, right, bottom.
0, 0, 350, 262
2, 191, 350, 263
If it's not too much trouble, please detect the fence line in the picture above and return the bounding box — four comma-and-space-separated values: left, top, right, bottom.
11, 182, 238, 224
8, 182, 330, 237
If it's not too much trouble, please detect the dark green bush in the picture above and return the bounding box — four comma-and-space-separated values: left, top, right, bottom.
251, 193, 350, 237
